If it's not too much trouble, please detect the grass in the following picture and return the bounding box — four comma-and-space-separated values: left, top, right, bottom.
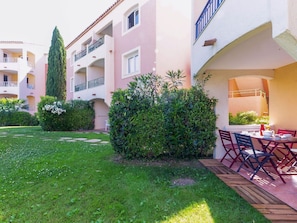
0, 126, 270, 223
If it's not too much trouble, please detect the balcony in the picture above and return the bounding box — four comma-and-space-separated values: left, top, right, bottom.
0, 81, 19, 95
74, 37, 105, 62
195, 0, 225, 40
192, 0, 284, 75
75, 77, 105, 92
228, 89, 266, 98
229, 89, 268, 117
1, 57, 18, 63
0, 81, 18, 87
27, 84, 35, 89
74, 49, 87, 62
75, 82, 87, 92
88, 77, 104, 89
88, 38, 104, 54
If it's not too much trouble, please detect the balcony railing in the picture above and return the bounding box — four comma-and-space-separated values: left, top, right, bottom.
195, 0, 225, 40
74, 82, 87, 92
0, 57, 18, 63
229, 89, 266, 98
0, 81, 18, 87
74, 49, 87, 62
88, 37, 104, 54
88, 77, 104, 88
27, 84, 35, 89
74, 37, 105, 62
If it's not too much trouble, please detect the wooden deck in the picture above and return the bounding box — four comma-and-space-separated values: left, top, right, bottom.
199, 159, 297, 223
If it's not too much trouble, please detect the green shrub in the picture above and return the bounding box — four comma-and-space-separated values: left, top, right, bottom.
37, 96, 94, 131
162, 87, 217, 158
229, 111, 269, 125
64, 100, 95, 130
109, 72, 218, 159
128, 105, 166, 158
0, 98, 37, 126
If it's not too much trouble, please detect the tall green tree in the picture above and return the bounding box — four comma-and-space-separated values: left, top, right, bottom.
46, 26, 66, 100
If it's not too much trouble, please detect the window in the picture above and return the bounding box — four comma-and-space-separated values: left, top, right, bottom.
228, 77, 269, 125
3, 53, 7, 62
124, 6, 140, 33
127, 9, 139, 29
122, 48, 140, 78
128, 54, 139, 74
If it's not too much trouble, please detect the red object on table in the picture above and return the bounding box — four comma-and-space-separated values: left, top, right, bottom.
260, 124, 265, 136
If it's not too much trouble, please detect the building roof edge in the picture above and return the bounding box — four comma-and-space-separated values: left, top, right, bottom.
65, 0, 124, 49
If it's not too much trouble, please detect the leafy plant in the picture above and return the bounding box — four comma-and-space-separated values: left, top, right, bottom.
0, 98, 37, 126
229, 111, 269, 125
109, 71, 217, 159
37, 96, 94, 131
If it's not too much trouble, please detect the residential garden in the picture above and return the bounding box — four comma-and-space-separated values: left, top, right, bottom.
0, 71, 271, 222
0, 126, 270, 222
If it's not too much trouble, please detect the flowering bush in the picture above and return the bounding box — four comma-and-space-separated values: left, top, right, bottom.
42, 101, 66, 115
37, 96, 94, 131
0, 98, 28, 112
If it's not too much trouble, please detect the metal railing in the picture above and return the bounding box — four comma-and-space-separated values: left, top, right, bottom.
88, 77, 104, 88
74, 49, 87, 62
74, 82, 87, 92
27, 84, 35, 89
229, 89, 266, 98
74, 36, 105, 62
195, 0, 225, 40
88, 37, 104, 53
0, 57, 18, 63
0, 81, 18, 87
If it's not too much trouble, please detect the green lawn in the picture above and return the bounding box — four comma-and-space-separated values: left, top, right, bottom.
0, 126, 269, 223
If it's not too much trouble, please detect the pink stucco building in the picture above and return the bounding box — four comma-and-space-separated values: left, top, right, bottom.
0, 41, 47, 113
65, 0, 192, 130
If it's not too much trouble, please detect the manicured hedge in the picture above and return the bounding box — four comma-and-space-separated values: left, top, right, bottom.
37, 96, 94, 131
0, 98, 38, 126
109, 72, 217, 159
0, 111, 38, 126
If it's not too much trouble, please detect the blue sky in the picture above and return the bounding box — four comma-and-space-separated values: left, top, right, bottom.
1, 0, 115, 49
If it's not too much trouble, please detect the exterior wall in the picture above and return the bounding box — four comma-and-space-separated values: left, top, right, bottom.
270, 63, 297, 130
66, 0, 192, 130
92, 99, 109, 130
0, 42, 47, 114
192, 0, 271, 75
155, 0, 192, 87
113, 0, 156, 90
272, 0, 297, 60
229, 96, 268, 116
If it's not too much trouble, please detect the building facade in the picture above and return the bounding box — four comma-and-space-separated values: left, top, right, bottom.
191, 0, 297, 158
0, 41, 47, 113
66, 0, 192, 130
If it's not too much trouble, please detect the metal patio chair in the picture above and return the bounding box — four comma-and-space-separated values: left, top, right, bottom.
234, 133, 279, 182
219, 129, 241, 168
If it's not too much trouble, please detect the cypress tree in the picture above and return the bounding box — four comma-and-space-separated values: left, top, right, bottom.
46, 26, 66, 101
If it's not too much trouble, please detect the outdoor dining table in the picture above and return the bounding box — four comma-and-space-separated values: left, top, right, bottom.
250, 134, 297, 175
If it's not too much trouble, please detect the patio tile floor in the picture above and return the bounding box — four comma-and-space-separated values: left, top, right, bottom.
199, 159, 297, 222
221, 158, 297, 211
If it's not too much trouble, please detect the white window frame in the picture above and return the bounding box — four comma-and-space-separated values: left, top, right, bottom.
123, 5, 140, 34
122, 47, 141, 78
